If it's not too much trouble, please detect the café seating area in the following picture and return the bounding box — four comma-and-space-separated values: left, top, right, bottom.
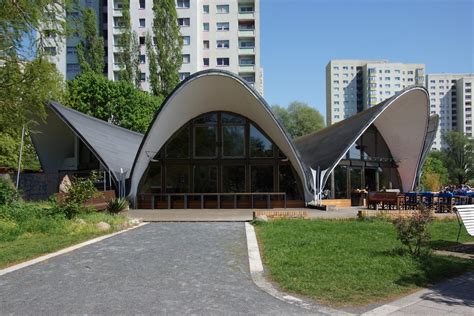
366, 191, 474, 212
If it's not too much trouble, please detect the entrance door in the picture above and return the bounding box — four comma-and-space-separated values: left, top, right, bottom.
365, 168, 377, 192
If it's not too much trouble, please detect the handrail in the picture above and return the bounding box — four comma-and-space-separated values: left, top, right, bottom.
139, 192, 287, 209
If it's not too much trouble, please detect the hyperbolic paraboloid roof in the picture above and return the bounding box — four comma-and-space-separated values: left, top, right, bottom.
294, 87, 430, 192
31, 70, 434, 201
32, 102, 143, 180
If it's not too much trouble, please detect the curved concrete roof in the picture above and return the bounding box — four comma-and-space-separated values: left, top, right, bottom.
31, 102, 143, 180
129, 70, 310, 199
295, 86, 430, 192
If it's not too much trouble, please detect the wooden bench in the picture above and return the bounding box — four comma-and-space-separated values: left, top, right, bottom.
57, 190, 116, 211
367, 192, 399, 210
453, 205, 474, 241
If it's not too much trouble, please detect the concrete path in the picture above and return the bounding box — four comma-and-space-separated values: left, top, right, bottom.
0, 223, 319, 315
125, 208, 254, 221
124, 208, 360, 222
363, 271, 474, 315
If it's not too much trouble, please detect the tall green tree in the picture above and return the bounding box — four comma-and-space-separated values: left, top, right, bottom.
76, 7, 105, 74
67, 71, 163, 133
271, 102, 325, 139
151, 0, 183, 96
145, 32, 160, 97
0, 58, 64, 169
0, 1, 67, 169
117, 0, 140, 87
441, 131, 473, 185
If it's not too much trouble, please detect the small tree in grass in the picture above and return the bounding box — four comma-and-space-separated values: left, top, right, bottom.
392, 205, 434, 257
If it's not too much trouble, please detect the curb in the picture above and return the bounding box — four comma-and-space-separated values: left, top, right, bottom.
244, 223, 354, 316
0, 222, 148, 277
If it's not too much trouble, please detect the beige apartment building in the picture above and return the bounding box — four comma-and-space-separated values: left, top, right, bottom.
426, 73, 473, 150
326, 60, 425, 125
42, 0, 263, 95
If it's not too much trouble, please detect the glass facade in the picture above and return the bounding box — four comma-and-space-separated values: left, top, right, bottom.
138, 112, 304, 208
325, 125, 401, 199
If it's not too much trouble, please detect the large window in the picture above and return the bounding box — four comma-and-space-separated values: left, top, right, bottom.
251, 165, 274, 192
279, 165, 301, 199
194, 126, 217, 158
222, 126, 245, 157
138, 112, 304, 203
166, 126, 189, 158
194, 165, 217, 193
141, 165, 161, 193
166, 165, 189, 193
250, 125, 273, 157
334, 166, 348, 199
222, 165, 245, 192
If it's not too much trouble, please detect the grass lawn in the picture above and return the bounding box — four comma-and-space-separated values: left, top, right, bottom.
255, 219, 474, 307
0, 204, 130, 269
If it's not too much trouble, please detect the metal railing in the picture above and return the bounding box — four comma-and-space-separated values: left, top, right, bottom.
140, 192, 287, 209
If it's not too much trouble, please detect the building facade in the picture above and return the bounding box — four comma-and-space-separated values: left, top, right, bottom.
426, 74, 473, 150
326, 60, 425, 125
30, 70, 434, 208
43, 0, 263, 95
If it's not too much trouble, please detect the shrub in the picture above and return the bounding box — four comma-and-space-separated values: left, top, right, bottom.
392, 204, 434, 256
107, 197, 129, 215
57, 171, 101, 219
0, 219, 23, 242
0, 177, 19, 205
0, 202, 45, 223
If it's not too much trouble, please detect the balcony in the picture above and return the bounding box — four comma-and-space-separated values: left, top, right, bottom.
238, 21, 255, 37
239, 29, 254, 37
239, 56, 255, 71
239, 47, 255, 55
238, 11, 255, 20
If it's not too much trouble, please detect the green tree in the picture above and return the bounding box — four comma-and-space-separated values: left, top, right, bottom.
271, 102, 325, 139
0, 59, 64, 170
420, 151, 449, 191
67, 71, 163, 133
151, 0, 183, 96
76, 7, 105, 74
441, 131, 473, 185
145, 32, 160, 96
0, 1, 67, 169
116, 0, 140, 87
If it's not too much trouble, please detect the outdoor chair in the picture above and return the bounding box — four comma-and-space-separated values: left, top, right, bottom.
419, 192, 435, 209
437, 192, 454, 213
453, 205, 474, 242
404, 192, 418, 210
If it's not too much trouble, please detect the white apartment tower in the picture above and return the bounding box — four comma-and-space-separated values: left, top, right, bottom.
326, 60, 425, 125
426, 73, 474, 150
43, 0, 263, 95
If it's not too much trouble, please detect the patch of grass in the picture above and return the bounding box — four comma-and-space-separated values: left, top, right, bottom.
428, 219, 473, 248
0, 202, 129, 268
255, 219, 474, 307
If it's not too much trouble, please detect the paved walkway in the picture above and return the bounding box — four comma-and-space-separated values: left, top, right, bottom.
124, 207, 361, 222
0, 223, 318, 315
363, 271, 474, 315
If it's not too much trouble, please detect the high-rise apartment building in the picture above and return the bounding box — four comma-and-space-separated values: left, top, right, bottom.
326, 60, 425, 125
426, 73, 473, 150
42, 0, 263, 95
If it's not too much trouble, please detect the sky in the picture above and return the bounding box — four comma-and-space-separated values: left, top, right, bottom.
260, 0, 474, 116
